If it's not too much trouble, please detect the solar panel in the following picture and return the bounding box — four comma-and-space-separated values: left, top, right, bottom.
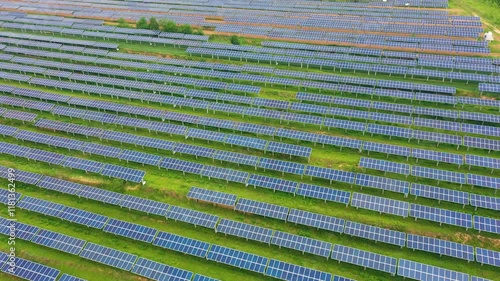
467, 174, 499, 190
193, 274, 220, 281
411, 166, 466, 185
246, 174, 298, 194
131, 257, 193, 281
295, 183, 350, 205
410, 204, 472, 229
331, 244, 397, 275
187, 187, 237, 207
412, 149, 464, 165
103, 218, 157, 243
287, 208, 345, 233
476, 248, 500, 268
471, 276, 493, 281
265, 259, 332, 281
166, 206, 219, 229
76, 185, 123, 205
79, 243, 137, 271
58, 274, 87, 281
271, 230, 332, 258
57, 206, 109, 229
36, 177, 84, 195
362, 142, 410, 157
1, 256, 60, 281
470, 194, 500, 211
344, 221, 405, 247
153, 231, 210, 258
397, 259, 469, 281
466, 154, 500, 170
119, 195, 170, 216
473, 216, 500, 234
0, 219, 39, 241
257, 158, 306, 175
351, 193, 409, 217
31, 229, 86, 255
410, 183, 469, 205
17, 196, 65, 217
235, 198, 289, 221
355, 174, 409, 195
407, 234, 474, 261
100, 164, 145, 183
305, 166, 355, 184
215, 218, 274, 244
206, 245, 268, 274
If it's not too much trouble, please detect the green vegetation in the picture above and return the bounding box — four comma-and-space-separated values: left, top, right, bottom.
135, 17, 149, 29
160, 19, 178, 32
230, 35, 241, 45
117, 18, 130, 28
178, 23, 193, 34
148, 17, 160, 30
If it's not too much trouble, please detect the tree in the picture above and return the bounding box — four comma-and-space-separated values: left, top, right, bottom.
230, 35, 241, 45
179, 24, 193, 34
136, 17, 148, 29
117, 18, 129, 28
161, 19, 177, 33
149, 17, 159, 30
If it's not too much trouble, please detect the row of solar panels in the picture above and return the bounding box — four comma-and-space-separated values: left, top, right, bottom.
359, 157, 499, 185
188, 46, 497, 86
479, 83, 500, 94
2, 57, 496, 139
0, 173, 350, 281
0, 252, 87, 281
0, 139, 146, 183
0, 170, 495, 280
2, 80, 496, 155
2, 42, 467, 97
0, 219, 218, 281
4, 119, 500, 215
214, 26, 490, 54
8, 194, 499, 279
0, 15, 210, 41
1, 81, 498, 156
261, 41, 500, 66
221, 16, 482, 37
0, 50, 262, 94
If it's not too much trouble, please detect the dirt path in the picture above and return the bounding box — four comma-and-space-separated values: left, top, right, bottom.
472, 12, 500, 34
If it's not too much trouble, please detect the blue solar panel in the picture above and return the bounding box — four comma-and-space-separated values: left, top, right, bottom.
331, 244, 397, 275
153, 231, 210, 258
410, 184, 469, 205
216, 219, 274, 244
257, 158, 306, 175
79, 243, 137, 271
166, 206, 219, 229
187, 187, 237, 207
351, 193, 409, 217
466, 154, 499, 170
362, 142, 410, 157
36, 177, 84, 195
397, 259, 469, 281
473, 216, 500, 235
476, 248, 500, 268
412, 166, 466, 185
287, 208, 345, 233
470, 194, 500, 211
1, 256, 60, 281
100, 164, 145, 183
58, 274, 87, 281
119, 195, 170, 216
57, 206, 109, 229
305, 166, 355, 184
0, 219, 39, 241
271, 230, 332, 257
31, 229, 86, 255
467, 174, 499, 190
103, 218, 157, 243
355, 174, 409, 195
410, 204, 472, 229
246, 174, 297, 194
17, 196, 65, 217
471, 277, 492, 281
76, 185, 123, 206
131, 257, 193, 281
407, 234, 474, 261
235, 198, 289, 221
295, 183, 350, 205
265, 259, 332, 281
344, 221, 405, 247
206, 245, 268, 274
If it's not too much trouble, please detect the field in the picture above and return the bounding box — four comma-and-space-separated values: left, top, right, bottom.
0, 0, 499, 281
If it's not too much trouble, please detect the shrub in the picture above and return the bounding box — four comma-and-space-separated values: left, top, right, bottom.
136, 17, 148, 29
230, 35, 241, 45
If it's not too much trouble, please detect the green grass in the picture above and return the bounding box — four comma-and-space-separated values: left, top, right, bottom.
0, 14, 499, 281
